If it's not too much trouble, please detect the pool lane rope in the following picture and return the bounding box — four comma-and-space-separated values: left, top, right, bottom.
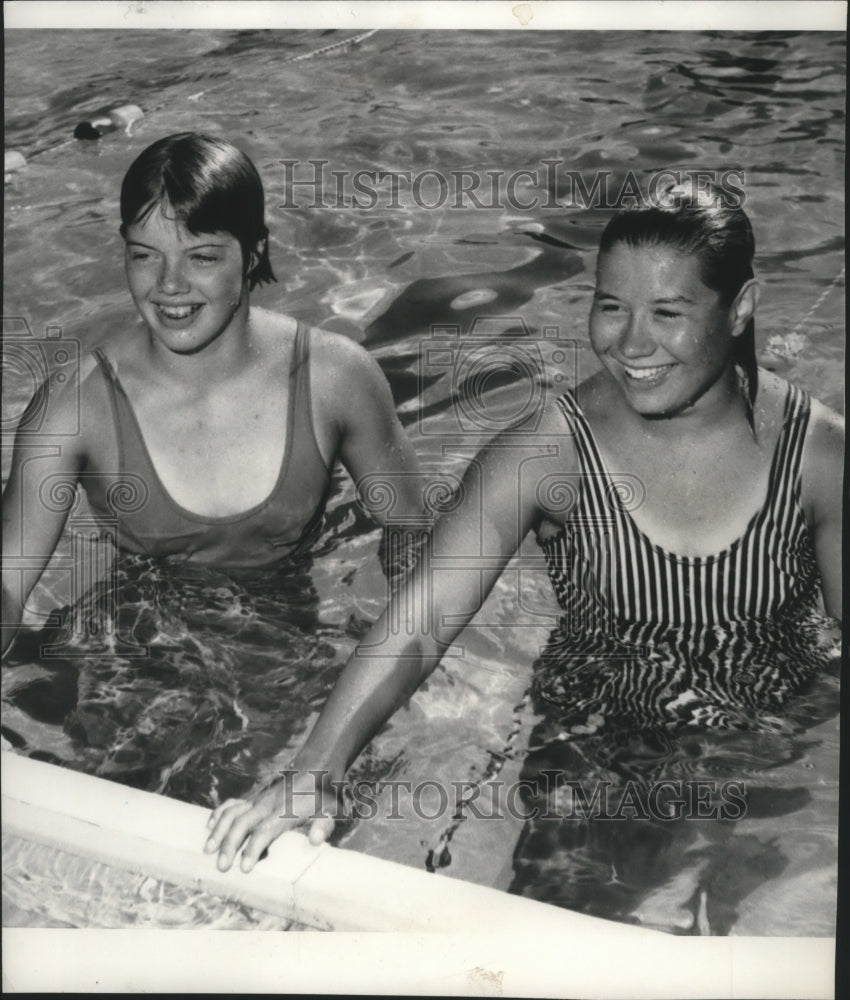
5, 29, 379, 175
767, 263, 845, 358
280, 28, 378, 65
789, 263, 845, 335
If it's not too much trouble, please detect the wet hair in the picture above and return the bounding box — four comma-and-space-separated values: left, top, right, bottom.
119, 133, 276, 290
598, 182, 758, 423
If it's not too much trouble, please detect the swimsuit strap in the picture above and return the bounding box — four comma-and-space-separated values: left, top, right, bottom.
92, 345, 117, 383
289, 321, 326, 470
92, 345, 131, 482
762, 381, 810, 526
555, 390, 616, 524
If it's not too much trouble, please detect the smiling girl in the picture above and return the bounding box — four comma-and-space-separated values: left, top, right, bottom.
2, 133, 422, 654
207, 184, 842, 931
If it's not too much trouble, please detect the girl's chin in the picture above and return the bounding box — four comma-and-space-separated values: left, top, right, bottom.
615, 381, 688, 419
149, 322, 235, 357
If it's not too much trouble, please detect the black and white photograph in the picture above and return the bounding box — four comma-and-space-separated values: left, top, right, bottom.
2, 1, 844, 995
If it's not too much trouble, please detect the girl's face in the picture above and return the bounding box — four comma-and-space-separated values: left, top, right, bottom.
124, 206, 248, 355
590, 242, 749, 418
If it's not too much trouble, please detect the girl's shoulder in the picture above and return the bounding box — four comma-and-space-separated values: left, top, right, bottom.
253, 310, 375, 379
752, 369, 795, 439
249, 309, 311, 380
53, 339, 125, 414
756, 368, 843, 441
78, 328, 153, 385
15, 343, 122, 462
15, 350, 101, 441
301, 325, 390, 399
799, 384, 844, 497
270, 319, 398, 436
249, 307, 298, 351
304, 324, 375, 368
568, 369, 623, 423
760, 369, 844, 520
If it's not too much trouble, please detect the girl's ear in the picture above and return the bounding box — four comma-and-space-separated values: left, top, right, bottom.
729, 278, 760, 338
247, 237, 266, 275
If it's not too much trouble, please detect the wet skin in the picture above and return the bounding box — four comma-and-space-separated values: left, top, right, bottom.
204, 239, 843, 878
124, 208, 249, 358
590, 243, 753, 420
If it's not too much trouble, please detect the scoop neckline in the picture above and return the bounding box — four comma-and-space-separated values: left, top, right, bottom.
558, 386, 791, 566
99, 329, 301, 525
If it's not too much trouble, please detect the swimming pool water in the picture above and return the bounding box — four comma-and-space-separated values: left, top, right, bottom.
2, 833, 312, 930
2, 27, 844, 933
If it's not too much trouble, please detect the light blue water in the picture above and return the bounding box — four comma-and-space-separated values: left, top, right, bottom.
2, 28, 844, 933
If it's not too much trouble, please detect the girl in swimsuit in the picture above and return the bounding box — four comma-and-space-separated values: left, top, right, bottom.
1, 132, 422, 653
208, 182, 842, 927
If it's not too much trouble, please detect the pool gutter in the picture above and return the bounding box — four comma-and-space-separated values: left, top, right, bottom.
2, 749, 662, 937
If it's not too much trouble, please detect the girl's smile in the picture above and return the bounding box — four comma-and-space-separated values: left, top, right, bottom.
154, 303, 203, 324
618, 361, 677, 384
124, 206, 248, 354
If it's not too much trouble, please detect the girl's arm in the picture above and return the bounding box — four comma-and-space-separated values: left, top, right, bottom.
206, 411, 565, 872
318, 331, 425, 524
803, 400, 844, 622
2, 372, 87, 656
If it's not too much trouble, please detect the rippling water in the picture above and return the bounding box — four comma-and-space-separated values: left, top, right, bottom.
2, 28, 844, 933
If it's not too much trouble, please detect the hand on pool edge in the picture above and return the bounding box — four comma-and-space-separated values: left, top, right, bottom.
204, 770, 340, 873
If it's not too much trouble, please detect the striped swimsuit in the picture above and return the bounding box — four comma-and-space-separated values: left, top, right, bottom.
532, 381, 827, 732
511, 382, 834, 922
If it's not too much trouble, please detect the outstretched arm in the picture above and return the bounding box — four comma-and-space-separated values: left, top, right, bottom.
205, 416, 561, 871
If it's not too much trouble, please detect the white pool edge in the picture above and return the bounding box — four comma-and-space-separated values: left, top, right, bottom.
2, 749, 659, 936
1, 751, 837, 998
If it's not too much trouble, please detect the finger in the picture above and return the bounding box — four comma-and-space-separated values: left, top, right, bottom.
217, 813, 257, 873
214, 803, 258, 858
208, 798, 248, 827
307, 815, 335, 846
239, 819, 288, 873
205, 800, 252, 851
206, 802, 256, 871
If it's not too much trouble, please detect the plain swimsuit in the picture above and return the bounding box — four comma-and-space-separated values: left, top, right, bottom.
82, 323, 332, 570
